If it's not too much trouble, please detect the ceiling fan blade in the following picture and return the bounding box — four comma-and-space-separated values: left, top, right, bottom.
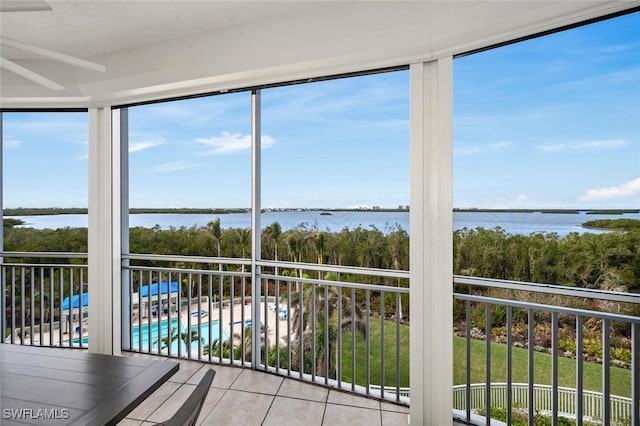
0, 56, 64, 91
0, 0, 52, 12
0, 37, 106, 72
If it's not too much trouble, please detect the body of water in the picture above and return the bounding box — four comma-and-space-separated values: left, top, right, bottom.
10, 210, 640, 236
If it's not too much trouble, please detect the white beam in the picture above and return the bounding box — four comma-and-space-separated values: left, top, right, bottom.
0, 56, 64, 91
409, 58, 453, 425
1, 37, 106, 73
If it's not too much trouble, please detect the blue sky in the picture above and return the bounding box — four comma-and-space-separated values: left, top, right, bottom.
2, 12, 638, 210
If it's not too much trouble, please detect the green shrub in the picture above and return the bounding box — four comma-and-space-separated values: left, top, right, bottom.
612, 347, 631, 364
583, 338, 602, 358
558, 336, 576, 353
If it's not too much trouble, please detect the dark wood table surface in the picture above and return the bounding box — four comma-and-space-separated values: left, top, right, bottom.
1, 344, 178, 425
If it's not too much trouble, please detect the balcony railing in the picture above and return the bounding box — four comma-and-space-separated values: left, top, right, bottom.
453, 275, 640, 426
122, 254, 410, 404
1, 252, 88, 348
4, 251, 639, 423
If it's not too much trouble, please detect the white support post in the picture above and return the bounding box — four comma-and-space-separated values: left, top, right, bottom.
251, 89, 262, 368
88, 107, 121, 355
409, 58, 453, 425
112, 108, 124, 355
118, 108, 131, 350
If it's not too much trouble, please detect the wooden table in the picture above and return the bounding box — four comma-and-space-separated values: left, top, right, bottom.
1, 344, 178, 425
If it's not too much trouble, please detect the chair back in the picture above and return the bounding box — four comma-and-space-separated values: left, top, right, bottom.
156, 369, 215, 426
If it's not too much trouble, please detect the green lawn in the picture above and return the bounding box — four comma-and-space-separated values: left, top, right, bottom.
341, 318, 410, 387
453, 336, 631, 398
337, 320, 632, 399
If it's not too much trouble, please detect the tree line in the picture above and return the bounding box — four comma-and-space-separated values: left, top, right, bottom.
4, 219, 640, 294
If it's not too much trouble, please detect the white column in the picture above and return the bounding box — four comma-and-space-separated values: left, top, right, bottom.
88, 107, 121, 355
409, 58, 453, 425
118, 109, 131, 350
251, 89, 262, 367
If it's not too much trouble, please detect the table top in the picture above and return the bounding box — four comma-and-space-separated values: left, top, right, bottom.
1, 344, 179, 425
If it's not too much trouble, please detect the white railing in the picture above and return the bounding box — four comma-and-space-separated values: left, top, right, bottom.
5, 251, 639, 420
454, 276, 640, 425
370, 384, 411, 398
453, 383, 632, 422
1, 252, 88, 348
121, 255, 410, 405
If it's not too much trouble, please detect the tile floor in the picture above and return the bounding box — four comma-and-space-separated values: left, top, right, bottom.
117, 354, 410, 426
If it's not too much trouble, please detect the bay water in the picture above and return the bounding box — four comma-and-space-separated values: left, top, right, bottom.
11, 210, 640, 236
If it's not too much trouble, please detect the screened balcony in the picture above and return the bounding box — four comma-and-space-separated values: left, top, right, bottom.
2, 2, 639, 425
3, 251, 639, 425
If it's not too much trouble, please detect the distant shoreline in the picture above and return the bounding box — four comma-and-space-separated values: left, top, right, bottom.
453, 208, 640, 215
3, 207, 639, 216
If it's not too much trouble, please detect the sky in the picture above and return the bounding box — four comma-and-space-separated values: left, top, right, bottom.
2, 11, 639, 210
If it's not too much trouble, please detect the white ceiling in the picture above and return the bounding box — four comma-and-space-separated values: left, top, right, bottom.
1, 0, 638, 107
1, 1, 324, 59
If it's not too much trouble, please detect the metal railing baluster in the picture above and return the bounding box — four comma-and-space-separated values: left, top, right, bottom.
465, 300, 472, 422
603, 318, 611, 425
552, 311, 559, 425
337, 286, 343, 388
366, 289, 371, 395
39, 268, 44, 345
30, 267, 35, 346
528, 309, 535, 426
351, 287, 356, 392
485, 303, 491, 425
632, 322, 639, 426
577, 315, 584, 426
380, 290, 385, 400
323, 285, 329, 384
507, 306, 513, 426
395, 291, 401, 402
287, 280, 292, 375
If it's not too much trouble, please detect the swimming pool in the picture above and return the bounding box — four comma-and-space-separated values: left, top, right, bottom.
74, 318, 228, 352
132, 318, 228, 352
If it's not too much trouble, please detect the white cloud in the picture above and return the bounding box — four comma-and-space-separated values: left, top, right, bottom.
149, 160, 202, 173
4, 139, 22, 149
195, 132, 275, 155
579, 177, 640, 201
573, 139, 627, 150
129, 138, 165, 153
491, 141, 512, 151
454, 146, 482, 157
537, 139, 626, 153
537, 144, 565, 153
454, 141, 511, 157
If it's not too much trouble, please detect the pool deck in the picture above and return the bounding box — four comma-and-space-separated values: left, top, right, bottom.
15, 298, 287, 349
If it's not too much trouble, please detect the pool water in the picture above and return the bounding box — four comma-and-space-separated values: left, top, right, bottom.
74, 318, 228, 352
132, 319, 228, 352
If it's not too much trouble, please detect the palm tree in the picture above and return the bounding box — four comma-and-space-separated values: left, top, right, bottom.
289, 276, 367, 379
156, 327, 203, 351
204, 326, 252, 362
180, 329, 204, 348
207, 219, 223, 272
156, 327, 180, 350
236, 228, 251, 281
263, 222, 282, 261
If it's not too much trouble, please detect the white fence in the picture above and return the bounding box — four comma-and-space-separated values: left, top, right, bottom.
453, 383, 632, 423
369, 385, 411, 398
